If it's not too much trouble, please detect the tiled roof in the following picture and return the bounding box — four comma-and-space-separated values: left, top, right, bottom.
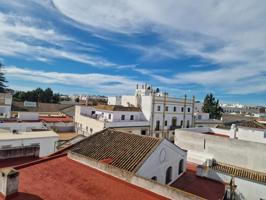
2, 155, 168, 200
71, 129, 161, 172
0, 156, 39, 168
211, 162, 266, 184
94, 104, 141, 112
39, 115, 73, 123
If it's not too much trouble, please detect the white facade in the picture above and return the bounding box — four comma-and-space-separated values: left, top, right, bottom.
75, 105, 150, 136
0, 122, 46, 133
0, 130, 59, 157
0, 93, 12, 119
137, 139, 187, 185
230, 125, 266, 144
18, 112, 39, 121
108, 84, 194, 140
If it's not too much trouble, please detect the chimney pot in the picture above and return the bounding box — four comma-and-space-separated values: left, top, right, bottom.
0, 168, 19, 198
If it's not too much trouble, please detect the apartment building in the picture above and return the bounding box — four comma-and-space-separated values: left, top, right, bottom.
108, 84, 195, 140
75, 105, 150, 136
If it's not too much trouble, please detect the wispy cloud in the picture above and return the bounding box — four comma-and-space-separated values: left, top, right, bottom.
4, 66, 140, 95
52, 0, 266, 95
0, 11, 120, 67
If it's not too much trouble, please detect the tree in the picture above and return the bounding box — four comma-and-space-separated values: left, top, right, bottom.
0, 62, 8, 93
75, 97, 80, 103
202, 93, 223, 119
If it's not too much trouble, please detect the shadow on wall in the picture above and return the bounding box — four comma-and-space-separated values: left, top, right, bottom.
13, 192, 44, 200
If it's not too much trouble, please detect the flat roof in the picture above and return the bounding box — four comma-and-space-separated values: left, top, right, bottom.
171, 162, 225, 200
0, 130, 58, 140
3, 155, 169, 200
39, 115, 73, 123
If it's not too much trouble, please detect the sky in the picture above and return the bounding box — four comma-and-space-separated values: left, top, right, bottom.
0, 0, 265, 105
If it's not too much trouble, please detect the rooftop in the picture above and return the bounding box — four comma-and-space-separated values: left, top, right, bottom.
171, 162, 225, 200
57, 132, 78, 141
1, 154, 169, 200
211, 162, 266, 184
39, 115, 73, 123
94, 104, 141, 112
0, 130, 58, 140
71, 129, 161, 172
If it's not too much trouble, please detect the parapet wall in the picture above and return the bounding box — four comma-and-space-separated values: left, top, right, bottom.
175, 130, 266, 173
68, 151, 203, 200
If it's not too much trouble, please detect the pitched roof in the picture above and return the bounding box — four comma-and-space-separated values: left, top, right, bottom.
211, 162, 266, 184
94, 104, 141, 112
2, 155, 168, 200
71, 129, 161, 172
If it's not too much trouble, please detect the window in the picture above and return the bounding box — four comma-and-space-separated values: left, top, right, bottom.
165, 120, 168, 126
187, 107, 191, 112
86, 126, 88, 131
90, 128, 93, 133
108, 114, 112, 119
141, 130, 146, 135
180, 120, 183, 127
172, 117, 177, 127
173, 107, 176, 112
130, 115, 134, 120
181, 107, 184, 112
157, 105, 161, 111
165, 106, 168, 111
121, 115, 125, 120
179, 159, 184, 175
165, 166, 172, 184
186, 120, 190, 128
155, 120, 160, 131
91, 111, 95, 115
151, 176, 157, 181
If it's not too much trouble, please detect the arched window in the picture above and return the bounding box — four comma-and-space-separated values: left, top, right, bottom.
151, 176, 157, 181
179, 159, 184, 175
165, 166, 172, 184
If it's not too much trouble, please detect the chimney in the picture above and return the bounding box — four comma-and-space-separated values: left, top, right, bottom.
0, 168, 19, 199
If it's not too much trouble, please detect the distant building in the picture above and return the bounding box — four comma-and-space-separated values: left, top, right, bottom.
75, 105, 150, 136
0, 129, 58, 158
108, 84, 195, 141
0, 93, 12, 118
221, 103, 265, 115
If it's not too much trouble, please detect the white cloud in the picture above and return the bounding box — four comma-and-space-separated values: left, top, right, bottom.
0, 12, 119, 67
52, 0, 266, 94
4, 66, 139, 95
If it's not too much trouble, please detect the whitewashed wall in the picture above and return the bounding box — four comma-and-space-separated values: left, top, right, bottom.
137, 140, 187, 185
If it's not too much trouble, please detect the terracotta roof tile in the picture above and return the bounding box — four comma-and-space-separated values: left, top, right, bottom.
211, 162, 266, 184
94, 105, 141, 112
71, 129, 161, 172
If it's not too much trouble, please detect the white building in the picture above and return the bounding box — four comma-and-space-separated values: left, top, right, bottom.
0, 129, 59, 157
108, 84, 195, 140
75, 105, 150, 136
70, 128, 187, 185
174, 128, 266, 200
0, 93, 12, 119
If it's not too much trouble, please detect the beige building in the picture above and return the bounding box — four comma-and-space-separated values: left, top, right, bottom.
74, 105, 150, 136
0, 93, 12, 118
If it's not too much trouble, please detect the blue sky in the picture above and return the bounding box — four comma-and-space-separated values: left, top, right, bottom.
0, 0, 265, 105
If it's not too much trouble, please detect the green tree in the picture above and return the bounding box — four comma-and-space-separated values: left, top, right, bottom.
0, 63, 7, 93
202, 93, 223, 119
